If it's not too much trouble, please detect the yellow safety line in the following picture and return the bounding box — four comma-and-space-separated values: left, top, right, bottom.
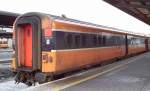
52, 59, 136, 91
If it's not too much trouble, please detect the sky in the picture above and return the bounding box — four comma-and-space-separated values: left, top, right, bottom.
1, 0, 150, 35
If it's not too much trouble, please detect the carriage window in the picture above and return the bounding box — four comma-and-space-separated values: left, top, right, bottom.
93, 35, 97, 46
98, 35, 102, 46
103, 36, 106, 46
74, 34, 81, 48
81, 34, 86, 47
65, 34, 72, 48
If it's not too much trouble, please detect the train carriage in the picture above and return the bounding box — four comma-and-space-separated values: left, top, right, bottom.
127, 35, 147, 55
12, 12, 148, 85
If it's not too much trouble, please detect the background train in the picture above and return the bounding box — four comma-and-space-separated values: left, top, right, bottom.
0, 38, 9, 48
11, 12, 150, 86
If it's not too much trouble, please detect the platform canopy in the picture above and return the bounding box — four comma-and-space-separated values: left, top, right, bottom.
104, 0, 150, 25
0, 11, 20, 27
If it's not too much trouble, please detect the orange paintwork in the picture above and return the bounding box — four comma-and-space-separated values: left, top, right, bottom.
42, 52, 56, 72
52, 21, 125, 35
42, 46, 126, 73
128, 45, 146, 55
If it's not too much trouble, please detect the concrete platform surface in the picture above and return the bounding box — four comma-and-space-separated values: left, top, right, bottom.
63, 52, 150, 91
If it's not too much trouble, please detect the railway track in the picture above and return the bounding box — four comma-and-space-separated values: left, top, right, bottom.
0, 58, 29, 91
0, 50, 13, 53
0, 69, 13, 79
0, 50, 25, 91
0, 50, 13, 64
0, 59, 13, 82
0, 49, 13, 53
0, 59, 12, 63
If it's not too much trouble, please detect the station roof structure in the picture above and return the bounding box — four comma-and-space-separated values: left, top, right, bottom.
0, 11, 20, 38
0, 11, 20, 27
104, 0, 150, 25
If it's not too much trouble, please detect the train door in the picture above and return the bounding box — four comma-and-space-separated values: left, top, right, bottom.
15, 16, 41, 71
18, 24, 32, 67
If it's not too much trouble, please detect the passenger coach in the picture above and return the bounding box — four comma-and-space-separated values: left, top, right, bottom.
12, 12, 148, 85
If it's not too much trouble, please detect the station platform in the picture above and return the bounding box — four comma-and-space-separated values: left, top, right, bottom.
64, 52, 150, 91
23, 52, 150, 91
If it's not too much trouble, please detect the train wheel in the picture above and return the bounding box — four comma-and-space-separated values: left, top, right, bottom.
46, 75, 54, 82
35, 72, 47, 84
25, 82, 32, 86
35, 72, 54, 84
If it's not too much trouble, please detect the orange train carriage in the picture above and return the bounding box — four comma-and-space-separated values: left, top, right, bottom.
11, 12, 150, 86
0, 38, 8, 48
